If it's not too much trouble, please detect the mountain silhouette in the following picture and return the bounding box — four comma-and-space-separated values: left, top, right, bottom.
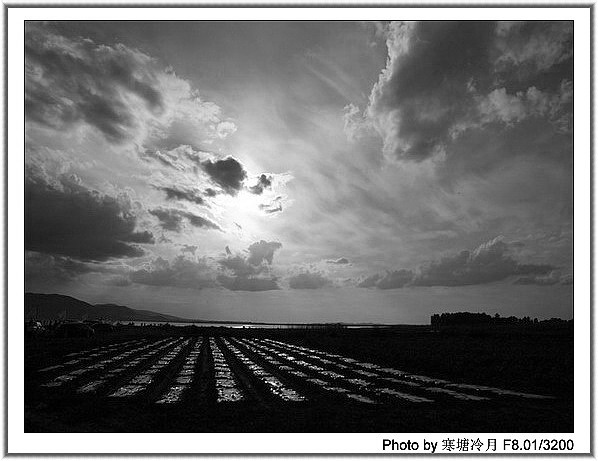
25, 293, 187, 322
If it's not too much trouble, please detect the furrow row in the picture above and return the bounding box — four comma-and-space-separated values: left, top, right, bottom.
36, 335, 551, 406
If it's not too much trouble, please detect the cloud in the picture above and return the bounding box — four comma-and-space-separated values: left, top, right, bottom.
216, 240, 282, 291
217, 275, 279, 292
332, 20, 572, 283
129, 256, 216, 289
288, 271, 330, 289
219, 255, 259, 277
515, 270, 572, 286
25, 176, 154, 261
249, 174, 273, 195
478, 82, 572, 132
357, 270, 413, 289
149, 207, 220, 232
247, 240, 283, 266
149, 208, 184, 231
375, 270, 414, 289
144, 150, 187, 170
201, 157, 247, 195
249, 173, 292, 214
413, 236, 551, 287
259, 200, 283, 214
494, 21, 573, 76
218, 240, 282, 276
366, 21, 495, 161
25, 23, 235, 147
358, 237, 555, 289
25, 24, 162, 143
181, 244, 198, 255
361, 21, 572, 162
357, 273, 382, 288
178, 212, 219, 231
157, 186, 205, 205
343, 103, 372, 142
327, 257, 350, 265
25, 251, 95, 286
216, 120, 237, 138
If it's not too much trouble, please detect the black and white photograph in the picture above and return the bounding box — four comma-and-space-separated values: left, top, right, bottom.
9, 6, 592, 454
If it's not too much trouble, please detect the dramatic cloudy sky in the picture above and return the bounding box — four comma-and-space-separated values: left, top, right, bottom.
24, 21, 573, 323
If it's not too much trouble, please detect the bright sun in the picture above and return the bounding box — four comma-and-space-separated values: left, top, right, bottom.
216, 190, 269, 241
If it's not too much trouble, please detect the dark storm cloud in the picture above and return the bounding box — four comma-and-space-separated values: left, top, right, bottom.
327, 257, 350, 265
201, 157, 247, 195
25, 177, 154, 261
249, 174, 273, 195
358, 237, 555, 289
149, 208, 220, 232
129, 256, 216, 290
367, 21, 573, 162
25, 24, 163, 143
216, 240, 282, 291
157, 186, 205, 205
288, 271, 330, 289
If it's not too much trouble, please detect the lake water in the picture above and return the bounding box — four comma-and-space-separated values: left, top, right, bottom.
130, 321, 306, 329
128, 321, 387, 329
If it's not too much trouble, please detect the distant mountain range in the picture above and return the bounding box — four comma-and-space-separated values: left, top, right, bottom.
25, 293, 188, 322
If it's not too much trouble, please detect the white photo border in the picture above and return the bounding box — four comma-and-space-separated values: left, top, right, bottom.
4, 5, 592, 455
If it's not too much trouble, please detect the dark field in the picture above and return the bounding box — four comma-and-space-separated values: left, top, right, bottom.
25, 324, 573, 433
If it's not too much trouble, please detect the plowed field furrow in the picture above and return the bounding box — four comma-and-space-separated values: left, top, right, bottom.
156, 337, 204, 404
255, 340, 486, 403
254, 340, 500, 403
255, 339, 444, 402
262, 339, 552, 401
209, 338, 247, 403
37, 339, 147, 375
247, 340, 391, 404
41, 338, 171, 389
75, 338, 183, 395
219, 338, 305, 402
33, 335, 555, 411
232, 338, 377, 404
62, 339, 142, 360
109, 338, 192, 398
228, 338, 338, 403
239, 339, 389, 402
260, 340, 442, 385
